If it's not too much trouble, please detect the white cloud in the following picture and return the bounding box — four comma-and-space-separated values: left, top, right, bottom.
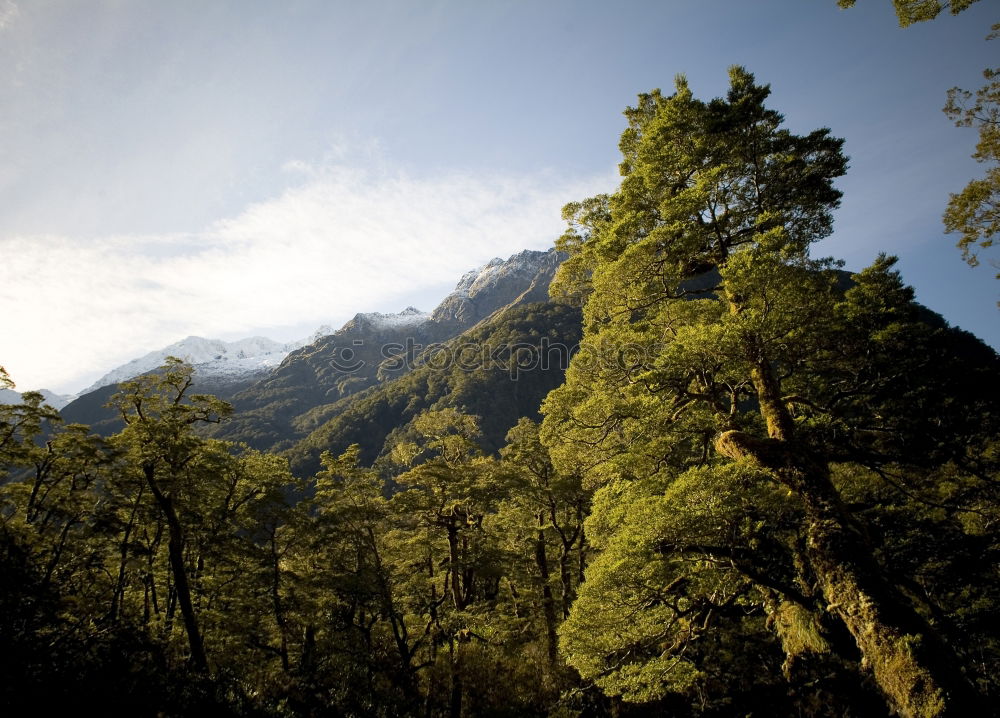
0, 161, 612, 394
0, 1, 17, 31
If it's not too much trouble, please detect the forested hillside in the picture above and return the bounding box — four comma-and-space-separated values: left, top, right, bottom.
2, 67, 999, 718
284, 301, 582, 475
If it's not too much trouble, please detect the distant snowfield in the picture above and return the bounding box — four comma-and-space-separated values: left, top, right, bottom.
343, 306, 431, 332
77, 306, 433, 395
78, 335, 306, 394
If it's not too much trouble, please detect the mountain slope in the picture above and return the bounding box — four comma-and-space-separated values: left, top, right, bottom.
283, 300, 582, 475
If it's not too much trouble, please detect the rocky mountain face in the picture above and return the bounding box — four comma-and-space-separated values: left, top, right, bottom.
430, 249, 562, 325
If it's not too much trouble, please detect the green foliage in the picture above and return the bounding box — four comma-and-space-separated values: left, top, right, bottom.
3, 62, 1000, 717
832, 459, 1000, 695
792, 254, 1000, 466
542, 66, 847, 487
550, 195, 612, 306
1, 361, 300, 714
1, 378, 62, 477
943, 31, 1000, 282
836, 0, 981, 27
562, 460, 834, 704
0, 527, 244, 716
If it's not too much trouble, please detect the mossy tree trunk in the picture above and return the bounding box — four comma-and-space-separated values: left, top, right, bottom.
715, 355, 982, 717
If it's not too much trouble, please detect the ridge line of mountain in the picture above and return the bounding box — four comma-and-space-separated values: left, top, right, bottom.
57, 248, 564, 436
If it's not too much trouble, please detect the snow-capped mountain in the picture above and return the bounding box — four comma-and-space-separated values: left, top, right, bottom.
431, 248, 562, 325
340, 306, 431, 333
71, 250, 561, 399
212, 247, 570, 459
59, 248, 565, 437
70, 307, 438, 399
80, 336, 311, 394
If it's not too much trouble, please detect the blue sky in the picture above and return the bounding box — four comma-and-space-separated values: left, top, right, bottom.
1, 0, 996, 393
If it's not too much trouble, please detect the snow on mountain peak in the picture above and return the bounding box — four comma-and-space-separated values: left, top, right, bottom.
310, 324, 336, 342
347, 307, 431, 331
449, 250, 550, 299
81, 335, 308, 394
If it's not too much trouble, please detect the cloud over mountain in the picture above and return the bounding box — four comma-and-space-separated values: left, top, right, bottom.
0, 161, 610, 393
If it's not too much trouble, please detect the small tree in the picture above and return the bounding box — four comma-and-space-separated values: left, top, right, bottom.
109, 358, 231, 674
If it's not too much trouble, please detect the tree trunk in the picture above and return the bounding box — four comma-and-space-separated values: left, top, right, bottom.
534, 515, 559, 666
268, 531, 290, 672
800, 474, 980, 717
717, 431, 982, 716
25, 452, 54, 523
110, 484, 144, 624
301, 624, 316, 675
711, 304, 985, 715
446, 516, 468, 610
41, 517, 75, 591
144, 464, 209, 674
366, 526, 421, 707
556, 541, 573, 621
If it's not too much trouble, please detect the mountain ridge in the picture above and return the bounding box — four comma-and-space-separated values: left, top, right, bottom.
57, 248, 566, 445
79, 335, 311, 396
208, 248, 565, 451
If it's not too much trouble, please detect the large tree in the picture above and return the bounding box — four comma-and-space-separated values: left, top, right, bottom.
543, 67, 993, 715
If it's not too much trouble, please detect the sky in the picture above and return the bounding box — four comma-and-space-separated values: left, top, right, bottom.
0, 0, 997, 395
